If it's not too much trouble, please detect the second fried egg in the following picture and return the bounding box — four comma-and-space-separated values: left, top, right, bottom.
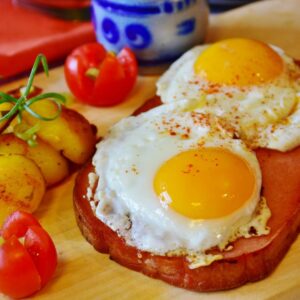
157, 38, 300, 151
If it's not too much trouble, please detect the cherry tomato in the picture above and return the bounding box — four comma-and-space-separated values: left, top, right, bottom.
0, 211, 57, 299
1, 210, 40, 239
25, 225, 57, 287
64, 43, 138, 107
0, 236, 41, 299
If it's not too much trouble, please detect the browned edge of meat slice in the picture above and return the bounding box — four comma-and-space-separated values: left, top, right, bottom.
73, 96, 300, 292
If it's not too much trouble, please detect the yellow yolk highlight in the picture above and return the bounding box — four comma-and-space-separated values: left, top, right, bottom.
194, 38, 284, 86
154, 148, 256, 219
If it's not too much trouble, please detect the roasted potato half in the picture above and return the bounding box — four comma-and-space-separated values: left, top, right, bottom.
22, 100, 96, 164
0, 133, 28, 155
0, 134, 69, 187
0, 102, 14, 134
26, 138, 69, 186
0, 154, 46, 224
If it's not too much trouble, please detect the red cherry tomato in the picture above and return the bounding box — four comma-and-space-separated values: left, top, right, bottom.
24, 225, 57, 287
64, 43, 138, 107
1, 210, 40, 239
0, 211, 57, 299
0, 236, 41, 299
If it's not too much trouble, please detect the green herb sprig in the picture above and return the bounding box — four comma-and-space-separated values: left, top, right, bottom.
0, 54, 66, 146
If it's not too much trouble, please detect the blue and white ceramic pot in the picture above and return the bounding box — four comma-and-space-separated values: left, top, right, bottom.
91, 0, 209, 73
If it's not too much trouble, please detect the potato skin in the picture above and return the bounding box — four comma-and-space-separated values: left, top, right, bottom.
0, 103, 14, 134
0, 154, 46, 224
22, 100, 96, 164
0, 134, 69, 187
26, 138, 69, 187
0, 133, 28, 155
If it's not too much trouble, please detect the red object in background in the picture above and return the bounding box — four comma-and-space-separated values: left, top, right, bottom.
0, 0, 96, 79
15, 0, 91, 9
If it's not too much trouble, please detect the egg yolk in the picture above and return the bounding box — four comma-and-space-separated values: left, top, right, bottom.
154, 148, 256, 219
194, 38, 283, 86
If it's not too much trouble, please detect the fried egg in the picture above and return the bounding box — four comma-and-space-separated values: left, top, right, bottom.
157, 38, 300, 151
91, 102, 270, 267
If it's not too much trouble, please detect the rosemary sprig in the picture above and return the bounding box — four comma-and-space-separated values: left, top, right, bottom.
0, 54, 66, 146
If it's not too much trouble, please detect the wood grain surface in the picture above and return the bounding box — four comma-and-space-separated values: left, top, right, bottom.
1, 0, 300, 298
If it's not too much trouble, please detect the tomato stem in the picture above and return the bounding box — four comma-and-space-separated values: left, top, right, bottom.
85, 67, 99, 79
108, 51, 116, 57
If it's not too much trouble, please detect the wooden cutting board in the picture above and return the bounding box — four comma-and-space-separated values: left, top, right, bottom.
1, 0, 300, 299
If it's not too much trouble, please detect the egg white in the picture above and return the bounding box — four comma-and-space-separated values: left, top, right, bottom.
91, 102, 267, 262
157, 44, 300, 151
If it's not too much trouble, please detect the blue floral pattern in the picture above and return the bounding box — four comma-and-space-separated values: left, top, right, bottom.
125, 24, 152, 50
177, 18, 196, 35
92, 0, 208, 67
102, 18, 120, 44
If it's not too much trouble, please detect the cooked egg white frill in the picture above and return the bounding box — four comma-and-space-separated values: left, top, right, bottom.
157, 38, 300, 151
90, 102, 270, 267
